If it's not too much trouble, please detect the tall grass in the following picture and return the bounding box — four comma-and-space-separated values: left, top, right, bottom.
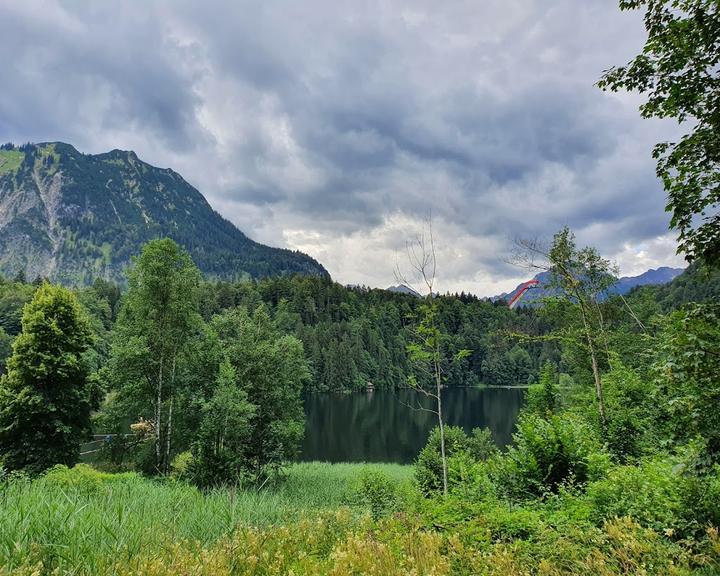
0, 463, 716, 574
0, 462, 412, 574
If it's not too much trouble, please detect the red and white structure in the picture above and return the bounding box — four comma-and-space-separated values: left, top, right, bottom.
507, 279, 540, 309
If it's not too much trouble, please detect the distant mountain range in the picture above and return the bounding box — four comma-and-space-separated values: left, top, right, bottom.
495, 266, 685, 306
0, 142, 328, 285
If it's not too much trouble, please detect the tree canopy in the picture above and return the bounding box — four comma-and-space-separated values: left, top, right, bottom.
0, 284, 95, 473
599, 0, 720, 265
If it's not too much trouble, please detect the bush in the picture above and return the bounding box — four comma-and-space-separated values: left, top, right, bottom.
415, 426, 498, 496
349, 468, 400, 521
600, 363, 657, 462
653, 303, 720, 463
679, 464, 720, 535
466, 428, 498, 462
186, 450, 251, 489
41, 464, 136, 494
415, 426, 469, 495
498, 413, 609, 499
586, 459, 683, 532
170, 451, 193, 481
525, 361, 558, 416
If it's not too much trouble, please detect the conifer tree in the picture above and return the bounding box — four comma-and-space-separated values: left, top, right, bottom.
0, 283, 94, 473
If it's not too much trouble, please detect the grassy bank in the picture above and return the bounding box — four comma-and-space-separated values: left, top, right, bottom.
0, 462, 412, 574
1, 461, 719, 575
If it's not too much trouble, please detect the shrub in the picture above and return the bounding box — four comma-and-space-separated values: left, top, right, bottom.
41, 464, 136, 494
349, 468, 400, 521
601, 363, 657, 462
586, 459, 683, 532
170, 451, 193, 481
525, 361, 558, 416
415, 426, 498, 496
654, 303, 720, 462
679, 464, 720, 535
558, 373, 574, 388
498, 413, 609, 499
415, 426, 469, 495
466, 428, 499, 462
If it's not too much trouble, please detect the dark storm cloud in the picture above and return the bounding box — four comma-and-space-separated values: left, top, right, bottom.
0, 3, 204, 151
0, 0, 685, 293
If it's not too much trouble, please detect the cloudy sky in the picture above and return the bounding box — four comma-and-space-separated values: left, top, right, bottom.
0, 0, 687, 295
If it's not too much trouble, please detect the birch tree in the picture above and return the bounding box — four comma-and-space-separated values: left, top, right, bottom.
396, 224, 469, 496
108, 239, 201, 473
514, 227, 617, 433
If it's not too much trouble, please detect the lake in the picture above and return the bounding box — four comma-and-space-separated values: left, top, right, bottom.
301, 387, 526, 463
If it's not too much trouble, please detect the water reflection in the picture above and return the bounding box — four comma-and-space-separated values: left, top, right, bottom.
301, 387, 526, 463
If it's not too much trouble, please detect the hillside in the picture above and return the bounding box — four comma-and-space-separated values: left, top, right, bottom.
625, 263, 720, 311
0, 143, 328, 285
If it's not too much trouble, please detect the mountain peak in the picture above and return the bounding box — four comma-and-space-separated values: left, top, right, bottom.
386, 284, 422, 297
0, 141, 328, 285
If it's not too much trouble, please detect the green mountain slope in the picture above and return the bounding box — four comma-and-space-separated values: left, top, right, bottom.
625, 262, 720, 311
0, 143, 328, 284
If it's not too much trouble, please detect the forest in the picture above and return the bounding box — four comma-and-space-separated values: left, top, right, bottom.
4, 257, 715, 398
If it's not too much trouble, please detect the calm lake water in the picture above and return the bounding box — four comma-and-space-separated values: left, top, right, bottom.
301, 387, 526, 463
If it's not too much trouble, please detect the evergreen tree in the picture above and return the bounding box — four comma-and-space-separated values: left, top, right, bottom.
0, 328, 11, 375
0, 283, 94, 473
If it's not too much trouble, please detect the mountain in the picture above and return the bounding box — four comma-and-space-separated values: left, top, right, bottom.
495, 266, 685, 306
0, 142, 328, 285
386, 284, 422, 297
611, 267, 685, 294
626, 263, 720, 311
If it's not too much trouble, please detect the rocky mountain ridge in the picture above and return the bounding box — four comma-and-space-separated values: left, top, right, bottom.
0, 142, 328, 284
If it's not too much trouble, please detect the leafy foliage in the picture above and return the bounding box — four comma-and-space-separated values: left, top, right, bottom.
599, 0, 720, 265
654, 302, 720, 462
188, 361, 256, 487
499, 413, 609, 499
204, 307, 309, 483
525, 361, 559, 416
348, 468, 402, 521
106, 239, 202, 473
1, 464, 717, 575
415, 426, 498, 496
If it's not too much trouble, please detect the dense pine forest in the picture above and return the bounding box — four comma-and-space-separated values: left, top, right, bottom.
2, 260, 715, 395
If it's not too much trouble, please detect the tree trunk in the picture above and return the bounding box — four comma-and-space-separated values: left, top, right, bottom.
165, 395, 173, 474
579, 303, 607, 433
155, 357, 164, 471
435, 344, 448, 497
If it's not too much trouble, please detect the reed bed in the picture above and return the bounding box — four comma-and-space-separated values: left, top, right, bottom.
0, 462, 412, 574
